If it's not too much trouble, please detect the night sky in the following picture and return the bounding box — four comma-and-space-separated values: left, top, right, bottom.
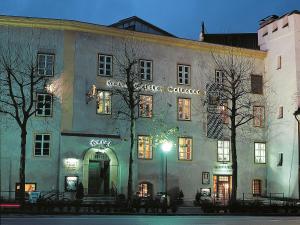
0, 0, 299, 40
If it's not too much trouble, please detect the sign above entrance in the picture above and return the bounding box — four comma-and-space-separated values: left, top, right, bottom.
213, 163, 232, 175
89, 139, 112, 149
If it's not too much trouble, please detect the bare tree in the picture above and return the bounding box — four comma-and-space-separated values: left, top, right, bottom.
206, 47, 261, 202
0, 41, 51, 203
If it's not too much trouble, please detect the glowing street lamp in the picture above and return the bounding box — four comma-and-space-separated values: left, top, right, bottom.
161, 141, 172, 196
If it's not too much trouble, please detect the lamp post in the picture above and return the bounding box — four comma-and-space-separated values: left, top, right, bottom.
293, 108, 300, 199
161, 141, 172, 196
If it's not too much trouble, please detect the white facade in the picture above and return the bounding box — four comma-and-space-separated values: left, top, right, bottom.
0, 11, 298, 203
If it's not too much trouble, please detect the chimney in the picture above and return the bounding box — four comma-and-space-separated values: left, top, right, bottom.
199, 22, 205, 41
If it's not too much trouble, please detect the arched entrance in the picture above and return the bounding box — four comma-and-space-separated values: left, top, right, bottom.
83, 147, 118, 195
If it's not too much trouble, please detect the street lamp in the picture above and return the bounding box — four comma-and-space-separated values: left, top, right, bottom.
294, 108, 300, 199
161, 141, 172, 196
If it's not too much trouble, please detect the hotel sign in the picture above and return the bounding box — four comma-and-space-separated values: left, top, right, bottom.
89, 139, 112, 148
106, 79, 203, 96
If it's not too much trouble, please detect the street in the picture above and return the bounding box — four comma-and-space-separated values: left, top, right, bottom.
1, 215, 300, 225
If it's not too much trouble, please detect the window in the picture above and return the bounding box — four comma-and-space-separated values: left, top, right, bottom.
37, 53, 54, 76
140, 60, 152, 81
97, 90, 112, 114
251, 75, 263, 94
138, 182, 153, 198
98, 54, 112, 76
139, 95, 153, 118
254, 142, 266, 164
277, 56, 281, 70
36, 93, 52, 117
253, 106, 264, 127
218, 103, 229, 124
278, 153, 283, 166
282, 16, 288, 28
178, 137, 192, 160
16, 183, 36, 192
217, 140, 230, 162
138, 136, 153, 159
252, 179, 262, 196
34, 134, 50, 156
215, 70, 224, 85
278, 106, 283, 119
178, 98, 191, 121
177, 64, 190, 85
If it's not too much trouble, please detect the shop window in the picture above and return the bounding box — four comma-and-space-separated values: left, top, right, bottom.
252, 179, 262, 196
34, 134, 50, 156
140, 59, 152, 81
138, 182, 153, 198
217, 140, 230, 162
253, 106, 264, 127
177, 64, 190, 85
178, 137, 192, 160
98, 54, 112, 76
36, 93, 53, 117
251, 75, 263, 94
139, 95, 153, 118
37, 53, 54, 76
254, 142, 266, 164
178, 98, 191, 121
97, 90, 112, 114
138, 135, 153, 159
65, 176, 78, 192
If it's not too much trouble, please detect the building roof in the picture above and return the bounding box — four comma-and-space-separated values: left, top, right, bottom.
203, 33, 259, 50
259, 10, 300, 28
109, 16, 175, 37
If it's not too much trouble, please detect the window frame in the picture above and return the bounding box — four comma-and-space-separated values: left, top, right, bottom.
254, 142, 266, 164
178, 137, 193, 161
35, 93, 53, 117
177, 97, 191, 121
215, 70, 225, 86
137, 135, 153, 160
33, 133, 51, 157
217, 140, 230, 162
250, 74, 263, 95
177, 64, 191, 86
37, 53, 55, 77
253, 106, 265, 128
139, 94, 153, 118
139, 59, 153, 81
97, 53, 113, 77
96, 90, 112, 115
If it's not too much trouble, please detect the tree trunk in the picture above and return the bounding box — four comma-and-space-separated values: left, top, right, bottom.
19, 126, 27, 204
230, 96, 237, 203
127, 110, 135, 202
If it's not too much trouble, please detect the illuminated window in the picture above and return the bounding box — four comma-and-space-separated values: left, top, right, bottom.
253, 106, 264, 127
34, 134, 50, 156
254, 142, 266, 164
36, 93, 52, 116
16, 183, 36, 192
138, 136, 153, 159
139, 95, 153, 118
37, 53, 54, 76
178, 98, 191, 120
251, 75, 263, 94
215, 70, 224, 85
140, 59, 152, 81
98, 54, 112, 76
138, 182, 153, 198
97, 90, 112, 114
252, 179, 262, 196
178, 137, 192, 160
217, 140, 230, 162
177, 64, 190, 85
218, 103, 229, 124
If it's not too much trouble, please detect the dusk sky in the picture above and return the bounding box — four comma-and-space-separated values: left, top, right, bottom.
0, 0, 299, 40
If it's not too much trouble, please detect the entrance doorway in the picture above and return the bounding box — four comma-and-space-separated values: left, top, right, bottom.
87, 152, 110, 195
213, 175, 232, 203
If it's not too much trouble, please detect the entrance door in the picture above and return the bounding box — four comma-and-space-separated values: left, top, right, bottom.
88, 159, 110, 195
213, 175, 232, 204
